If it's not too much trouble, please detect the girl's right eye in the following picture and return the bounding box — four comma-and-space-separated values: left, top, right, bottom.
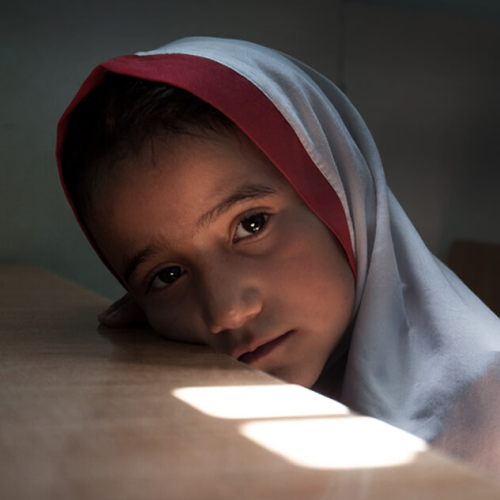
148, 266, 184, 292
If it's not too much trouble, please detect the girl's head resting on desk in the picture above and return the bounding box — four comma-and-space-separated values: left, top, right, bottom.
61, 74, 355, 388
57, 37, 500, 474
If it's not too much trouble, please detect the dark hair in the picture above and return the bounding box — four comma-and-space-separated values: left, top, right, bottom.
61, 73, 236, 219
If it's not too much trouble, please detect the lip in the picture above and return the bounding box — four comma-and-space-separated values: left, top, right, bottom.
237, 331, 293, 365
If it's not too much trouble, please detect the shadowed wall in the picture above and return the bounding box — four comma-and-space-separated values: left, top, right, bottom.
1, 0, 498, 298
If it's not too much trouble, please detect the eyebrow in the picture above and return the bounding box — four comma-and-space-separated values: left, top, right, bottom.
197, 183, 277, 229
123, 246, 159, 286
122, 183, 277, 286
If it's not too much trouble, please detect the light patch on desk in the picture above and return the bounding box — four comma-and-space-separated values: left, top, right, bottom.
240, 416, 428, 469
172, 384, 350, 419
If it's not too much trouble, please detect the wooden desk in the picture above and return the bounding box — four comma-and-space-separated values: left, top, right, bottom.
1, 266, 499, 499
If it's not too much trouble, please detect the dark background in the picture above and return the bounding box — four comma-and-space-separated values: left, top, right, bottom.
1, 0, 499, 298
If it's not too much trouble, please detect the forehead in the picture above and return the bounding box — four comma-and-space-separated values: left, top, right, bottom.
126, 128, 286, 192
87, 129, 296, 260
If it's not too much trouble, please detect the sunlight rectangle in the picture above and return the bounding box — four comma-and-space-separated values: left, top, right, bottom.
240, 416, 428, 469
173, 384, 350, 419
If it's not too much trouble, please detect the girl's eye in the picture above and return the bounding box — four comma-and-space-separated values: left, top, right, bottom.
234, 213, 269, 241
149, 266, 184, 291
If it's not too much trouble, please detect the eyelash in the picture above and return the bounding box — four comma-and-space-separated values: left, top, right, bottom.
233, 211, 270, 243
146, 211, 271, 293
147, 266, 185, 293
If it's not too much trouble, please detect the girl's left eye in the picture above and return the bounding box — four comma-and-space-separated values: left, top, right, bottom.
234, 213, 269, 241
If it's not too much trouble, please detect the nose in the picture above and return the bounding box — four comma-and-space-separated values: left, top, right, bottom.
200, 261, 263, 334
208, 289, 262, 334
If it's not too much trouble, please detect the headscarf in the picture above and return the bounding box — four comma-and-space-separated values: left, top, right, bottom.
57, 37, 500, 472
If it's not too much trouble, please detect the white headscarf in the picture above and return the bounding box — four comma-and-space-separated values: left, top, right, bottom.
58, 36, 500, 473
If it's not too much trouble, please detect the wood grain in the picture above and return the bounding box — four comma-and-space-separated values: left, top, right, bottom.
1, 266, 499, 499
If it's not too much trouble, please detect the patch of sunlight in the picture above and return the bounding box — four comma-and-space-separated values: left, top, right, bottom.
240, 415, 428, 469
172, 384, 350, 419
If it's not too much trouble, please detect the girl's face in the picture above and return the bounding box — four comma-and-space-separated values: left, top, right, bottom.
89, 130, 355, 388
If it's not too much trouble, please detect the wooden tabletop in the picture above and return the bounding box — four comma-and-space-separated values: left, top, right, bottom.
1, 266, 499, 500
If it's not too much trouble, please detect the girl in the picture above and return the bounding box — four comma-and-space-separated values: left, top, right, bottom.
57, 37, 500, 477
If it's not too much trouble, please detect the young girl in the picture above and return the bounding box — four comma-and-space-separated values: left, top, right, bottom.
57, 37, 500, 476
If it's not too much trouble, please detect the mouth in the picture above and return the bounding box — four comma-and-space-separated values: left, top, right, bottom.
237, 331, 293, 365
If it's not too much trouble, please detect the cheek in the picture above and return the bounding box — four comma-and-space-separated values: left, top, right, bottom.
273, 214, 351, 284
311, 237, 355, 321
140, 294, 206, 345
268, 215, 355, 320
